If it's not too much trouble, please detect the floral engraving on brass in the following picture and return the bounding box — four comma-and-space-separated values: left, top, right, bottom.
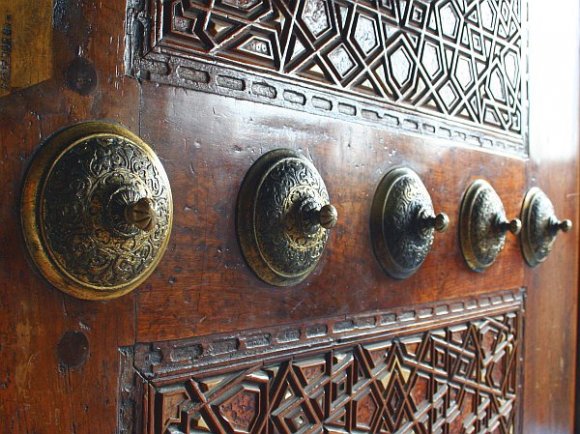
371, 167, 448, 279
520, 187, 572, 267
21, 122, 173, 300
459, 180, 521, 272
237, 149, 336, 286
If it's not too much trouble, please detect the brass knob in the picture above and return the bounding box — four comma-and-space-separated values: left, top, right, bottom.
124, 197, 157, 232
300, 202, 337, 231
319, 204, 338, 229
521, 187, 573, 267
419, 210, 449, 233
496, 217, 522, 235
549, 217, 573, 234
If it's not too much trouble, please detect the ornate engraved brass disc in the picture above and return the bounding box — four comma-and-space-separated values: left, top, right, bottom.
21, 122, 173, 300
237, 149, 337, 286
459, 179, 521, 272
371, 167, 448, 279
520, 187, 572, 267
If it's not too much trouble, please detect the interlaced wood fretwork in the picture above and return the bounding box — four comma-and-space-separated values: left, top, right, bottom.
120, 290, 523, 433
126, 0, 527, 155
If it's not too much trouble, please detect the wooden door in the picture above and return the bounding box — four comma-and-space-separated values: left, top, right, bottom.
0, 1, 578, 433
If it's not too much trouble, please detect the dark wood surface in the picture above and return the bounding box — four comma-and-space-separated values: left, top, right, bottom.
523, 3, 580, 432
0, 2, 138, 433
0, 1, 577, 433
137, 85, 526, 341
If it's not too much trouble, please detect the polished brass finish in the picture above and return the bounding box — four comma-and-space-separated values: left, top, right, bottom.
421, 211, 450, 233
237, 149, 336, 286
520, 187, 573, 267
371, 167, 448, 280
21, 121, 173, 300
459, 179, 520, 272
319, 204, 338, 229
124, 197, 157, 232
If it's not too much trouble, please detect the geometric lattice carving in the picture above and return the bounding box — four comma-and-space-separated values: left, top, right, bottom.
120, 290, 523, 433
152, 313, 520, 433
127, 0, 526, 154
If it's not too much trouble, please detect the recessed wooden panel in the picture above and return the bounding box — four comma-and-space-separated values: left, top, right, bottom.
0, 1, 576, 433
120, 289, 524, 433
126, 0, 527, 155
136, 86, 526, 343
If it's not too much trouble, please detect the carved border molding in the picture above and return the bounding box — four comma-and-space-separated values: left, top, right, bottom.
119, 289, 524, 433
125, 0, 528, 156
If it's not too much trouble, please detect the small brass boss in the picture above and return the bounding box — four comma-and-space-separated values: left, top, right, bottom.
236, 149, 337, 286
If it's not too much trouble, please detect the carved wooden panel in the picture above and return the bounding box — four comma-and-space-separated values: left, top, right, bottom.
119, 289, 523, 433
126, 0, 527, 155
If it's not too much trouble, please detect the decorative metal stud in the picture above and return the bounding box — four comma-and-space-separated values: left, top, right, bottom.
21, 122, 173, 300
520, 187, 573, 267
371, 167, 449, 279
237, 149, 337, 286
459, 179, 520, 272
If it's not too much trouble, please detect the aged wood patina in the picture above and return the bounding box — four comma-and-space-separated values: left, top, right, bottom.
0, 1, 577, 433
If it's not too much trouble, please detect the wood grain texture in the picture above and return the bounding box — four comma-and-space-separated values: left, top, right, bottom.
136, 85, 526, 342
0, 1, 138, 433
0, 0, 577, 433
0, 1, 53, 96
523, 2, 580, 433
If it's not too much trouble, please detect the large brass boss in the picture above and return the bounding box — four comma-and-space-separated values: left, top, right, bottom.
21, 122, 173, 300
